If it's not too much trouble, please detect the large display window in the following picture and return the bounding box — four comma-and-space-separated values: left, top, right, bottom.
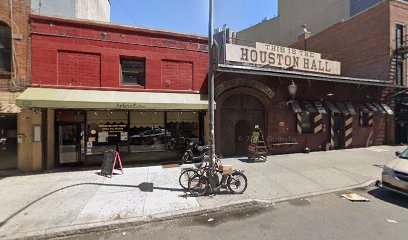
86, 111, 129, 155
166, 111, 199, 142
129, 112, 166, 152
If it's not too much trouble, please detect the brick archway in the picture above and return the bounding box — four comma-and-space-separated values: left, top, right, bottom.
216, 87, 270, 157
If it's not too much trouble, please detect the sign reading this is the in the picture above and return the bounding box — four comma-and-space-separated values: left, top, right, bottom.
226, 42, 341, 75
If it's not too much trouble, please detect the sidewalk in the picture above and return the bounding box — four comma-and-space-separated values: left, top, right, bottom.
0, 145, 404, 239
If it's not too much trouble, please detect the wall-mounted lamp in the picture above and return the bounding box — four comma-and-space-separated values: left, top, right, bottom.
288, 80, 297, 98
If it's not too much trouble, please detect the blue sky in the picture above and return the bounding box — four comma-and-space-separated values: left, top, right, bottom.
110, 0, 278, 35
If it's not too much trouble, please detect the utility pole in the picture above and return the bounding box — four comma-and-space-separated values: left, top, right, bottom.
208, 0, 216, 169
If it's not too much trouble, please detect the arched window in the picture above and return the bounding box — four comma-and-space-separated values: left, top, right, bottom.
0, 21, 11, 72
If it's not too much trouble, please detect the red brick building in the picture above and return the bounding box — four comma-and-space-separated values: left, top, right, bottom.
212, 0, 408, 157
16, 15, 209, 170
0, 0, 31, 170
290, 0, 408, 144
213, 32, 397, 157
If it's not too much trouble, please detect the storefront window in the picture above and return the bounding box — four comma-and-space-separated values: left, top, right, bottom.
129, 112, 165, 152
166, 112, 199, 142
86, 111, 128, 155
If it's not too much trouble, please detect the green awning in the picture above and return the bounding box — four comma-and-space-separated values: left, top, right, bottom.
16, 88, 210, 110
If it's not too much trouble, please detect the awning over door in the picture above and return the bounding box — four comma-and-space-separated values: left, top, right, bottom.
345, 102, 357, 115
335, 102, 350, 114
325, 101, 341, 114
381, 103, 394, 115
16, 88, 210, 110
289, 100, 303, 113
301, 101, 318, 113
314, 101, 327, 114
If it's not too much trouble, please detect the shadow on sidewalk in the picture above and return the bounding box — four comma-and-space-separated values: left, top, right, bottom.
367, 188, 408, 209
0, 181, 184, 228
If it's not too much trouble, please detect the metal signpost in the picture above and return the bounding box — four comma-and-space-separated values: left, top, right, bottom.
208, 0, 216, 170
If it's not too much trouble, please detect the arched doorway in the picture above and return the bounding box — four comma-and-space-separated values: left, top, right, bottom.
220, 94, 265, 156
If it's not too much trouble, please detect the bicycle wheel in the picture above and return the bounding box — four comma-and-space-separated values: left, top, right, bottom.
227, 172, 248, 194
188, 173, 209, 197
179, 168, 198, 190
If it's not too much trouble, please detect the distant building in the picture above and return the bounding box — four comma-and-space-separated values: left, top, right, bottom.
0, 0, 31, 171
31, 0, 110, 22
237, 0, 384, 46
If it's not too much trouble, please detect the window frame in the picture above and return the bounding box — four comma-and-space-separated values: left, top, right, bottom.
0, 22, 12, 72
120, 58, 146, 87
396, 24, 404, 50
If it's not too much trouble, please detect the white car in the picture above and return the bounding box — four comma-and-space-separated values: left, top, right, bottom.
381, 149, 408, 196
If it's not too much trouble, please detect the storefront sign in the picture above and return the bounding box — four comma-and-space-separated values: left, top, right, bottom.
226, 42, 341, 75
116, 103, 146, 109
215, 79, 275, 99
98, 124, 127, 133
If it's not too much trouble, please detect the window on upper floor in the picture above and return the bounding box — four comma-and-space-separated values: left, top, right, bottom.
396, 24, 404, 49
120, 59, 146, 87
0, 22, 12, 72
396, 60, 404, 86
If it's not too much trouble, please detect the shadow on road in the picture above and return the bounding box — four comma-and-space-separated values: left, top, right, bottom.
368, 188, 408, 209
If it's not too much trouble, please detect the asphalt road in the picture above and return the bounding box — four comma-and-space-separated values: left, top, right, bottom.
56, 187, 408, 240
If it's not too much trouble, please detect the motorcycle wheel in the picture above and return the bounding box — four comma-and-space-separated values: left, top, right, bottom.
179, 168, 198, 190
227, 172, 248, 194
181, 151, 191, 164
188, 173, 209, 197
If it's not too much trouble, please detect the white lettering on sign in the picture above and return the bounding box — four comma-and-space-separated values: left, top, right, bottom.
226, 43, 341, 75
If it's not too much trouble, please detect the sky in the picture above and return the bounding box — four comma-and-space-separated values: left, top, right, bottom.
110, 0, 278, 36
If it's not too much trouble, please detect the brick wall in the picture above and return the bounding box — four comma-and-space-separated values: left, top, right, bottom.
390, 0, 408, 85
161, 60, 193, 90
31, 15, 208, 93
215, 73, 390, 156
58, 51, 101, 87
291, 1, 391, 81
0, 0, 31, 90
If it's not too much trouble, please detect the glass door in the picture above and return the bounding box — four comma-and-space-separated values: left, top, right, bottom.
58, 124, 81, 164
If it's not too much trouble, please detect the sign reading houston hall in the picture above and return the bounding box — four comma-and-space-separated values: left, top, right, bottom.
226, 42, 341, 75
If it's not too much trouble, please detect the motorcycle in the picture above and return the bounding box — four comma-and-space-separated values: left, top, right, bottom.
181, 139, 209, 164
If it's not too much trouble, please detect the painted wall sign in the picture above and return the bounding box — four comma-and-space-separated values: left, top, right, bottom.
226, 42, 341, 75
215, 79, 275, 99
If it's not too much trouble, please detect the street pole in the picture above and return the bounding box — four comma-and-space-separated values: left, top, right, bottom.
208, 0, 215, 169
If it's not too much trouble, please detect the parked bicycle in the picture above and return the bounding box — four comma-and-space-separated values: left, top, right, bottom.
179, 156, 248, 196
178, 155, 218, 190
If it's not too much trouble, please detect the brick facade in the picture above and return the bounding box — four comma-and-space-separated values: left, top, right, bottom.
0, 0, 30, 98
30, 15, 208, 93
290, 1, 392, 82
215, 73, 391, 156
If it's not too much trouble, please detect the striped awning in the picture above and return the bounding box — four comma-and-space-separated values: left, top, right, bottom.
325, 101, 341, 113
381, 103, 394, 115
335, 102, 350, 114
289, 100, 303, 113
301, 101, 318, 113
314, 101, 327, 114
345, 102, 357, 115
289, 100, 393, 115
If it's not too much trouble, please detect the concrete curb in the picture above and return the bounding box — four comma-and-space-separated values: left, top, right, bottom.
9, 177, 380, 240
